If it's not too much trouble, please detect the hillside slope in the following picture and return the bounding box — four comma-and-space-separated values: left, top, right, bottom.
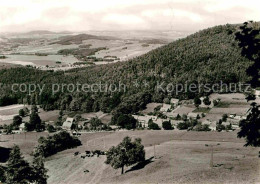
0, 24, 253, 111
52, 34, 117, 45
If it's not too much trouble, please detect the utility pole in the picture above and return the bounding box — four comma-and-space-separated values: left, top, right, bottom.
210, 145, 213, 168
209, 144, 220, 168
154, 145, 156, 159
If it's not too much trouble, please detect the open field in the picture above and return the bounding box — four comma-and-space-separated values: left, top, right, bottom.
141, 103, 162, 114
0, 54, 79, 66
0, 104, 25, 124
1, 130, 259, 184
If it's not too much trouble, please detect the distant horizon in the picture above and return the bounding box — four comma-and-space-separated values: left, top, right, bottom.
0, 21, 254, 34
1, 0, 260, 33
0, 29, 197, 34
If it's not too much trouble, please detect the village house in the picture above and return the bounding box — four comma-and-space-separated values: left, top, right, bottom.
132, 115, 158, 127
229, 113, 236, 118
164, 112, 180, 119
153, 118, 173, 128
62, 117, 75, 130
255, 89, 260, 98
19, 123, 25, 132
170, 98, 179, 107
202, 120, 216, 131
132, 115, 173, 128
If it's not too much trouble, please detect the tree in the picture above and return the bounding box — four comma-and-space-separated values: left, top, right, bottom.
69, 99, 81, 111
213, 99, 219, 106
81, 98, 94, 112
193, 123, 211, 131
162, 121, 173, 130
0, 166, 6, 182
235, 21, 260, 87
177, 122, 189, 130
163, 98, 170, 104
23, 107, 30, 116
31, 105, 38, 113
89, 117, 103, 130
105, 137, 145, 174
216, 119, 225, 132
222, 114, 228, 122
238, 103, 260, 147
19, 109, 25, 117
148, 119, 161, 130
34, 131, 82, 157
28, 105, 43, 131
116, 114, 137, 130
176, 114, 181, 120
201, 113, 206, 118
203, 96, 211, 106
12, 115, 22, 128
32, 155, 48, 184
182, 114, 188, 121
245, 92, 256, 102
194, 96, 201, 108
46, 124, 56, 133
5, 145, 33, 184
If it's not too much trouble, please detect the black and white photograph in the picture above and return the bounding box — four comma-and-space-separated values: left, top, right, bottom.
0, 0, 259, 183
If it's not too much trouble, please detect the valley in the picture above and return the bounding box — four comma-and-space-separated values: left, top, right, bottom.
0, 30, 189, 70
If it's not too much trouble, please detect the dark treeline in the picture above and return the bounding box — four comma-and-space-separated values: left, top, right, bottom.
0, 24, 257, 114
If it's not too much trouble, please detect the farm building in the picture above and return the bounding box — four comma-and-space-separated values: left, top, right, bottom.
62, 117, 75, 130
160, 104, 171, 112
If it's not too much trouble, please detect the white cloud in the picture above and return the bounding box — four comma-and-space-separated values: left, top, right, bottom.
203, 0, 260, 12
103, 14, 144, 25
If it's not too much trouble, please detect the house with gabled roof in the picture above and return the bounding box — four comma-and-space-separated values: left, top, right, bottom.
62, 117, 75, 130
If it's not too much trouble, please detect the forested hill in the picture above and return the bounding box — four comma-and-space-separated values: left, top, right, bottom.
0, 24, 254, 113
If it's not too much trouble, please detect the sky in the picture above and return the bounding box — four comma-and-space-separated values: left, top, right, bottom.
0, 0, 260, 32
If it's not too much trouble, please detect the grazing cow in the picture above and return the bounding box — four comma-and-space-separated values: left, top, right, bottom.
85, 151, 91, 154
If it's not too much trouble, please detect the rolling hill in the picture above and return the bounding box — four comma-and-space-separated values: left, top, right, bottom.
52, 34, 118, 45
0, 24, 255, 112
